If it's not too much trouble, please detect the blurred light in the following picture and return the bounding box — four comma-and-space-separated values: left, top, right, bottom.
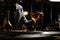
42, 32, 60, 34
50, 0, 60, 2
31, 17, 36, 23
20, 0, 22, 2
58, 19, 60, 21
24, 11, 28, 16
